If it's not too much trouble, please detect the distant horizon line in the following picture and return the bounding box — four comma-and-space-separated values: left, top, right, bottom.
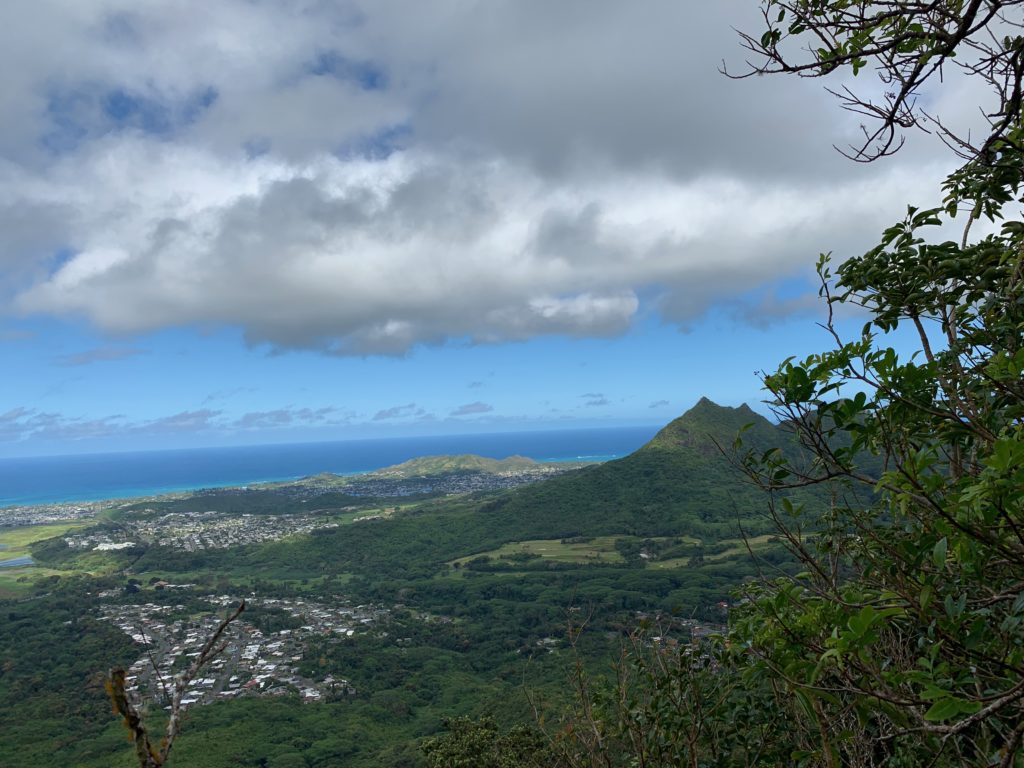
0, 420, 666, 463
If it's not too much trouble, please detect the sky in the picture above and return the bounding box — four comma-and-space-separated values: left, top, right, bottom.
0, 1, 970, 458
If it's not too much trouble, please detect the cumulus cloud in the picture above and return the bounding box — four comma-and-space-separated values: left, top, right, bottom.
0, 407, 41, 442
372, 403, 425, 421
0, 407, 128, 443
0, 404, 346, 445
0, 1, 956, 355
451, 401, 493, 417
649, 399, 670, 408
8, 145, 940, 355
580, 393, 610, 407
232, 406, 338, 430
144, 409, 222, 433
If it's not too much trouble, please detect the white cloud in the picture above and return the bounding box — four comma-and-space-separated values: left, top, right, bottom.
0, 1, 957, 355
451, 401, 493, 416
372, 403, 426, 421
231, 407, 339, 430
144, 409, 222, 434
579, 393, 610, 407
0, 404, 351, 445
0, 408, 129, 443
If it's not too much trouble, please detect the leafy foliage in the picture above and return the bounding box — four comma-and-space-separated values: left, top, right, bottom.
422, 717, 553, 768
551, 631, 794, 768
0, 582, 140, 767
729, 207, 1024, 764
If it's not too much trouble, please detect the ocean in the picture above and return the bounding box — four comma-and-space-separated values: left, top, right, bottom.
0, 425, 659, 507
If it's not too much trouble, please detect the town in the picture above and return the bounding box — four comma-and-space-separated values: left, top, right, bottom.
0, 500, 107, 527
99, 595, 390, 711
65, 510, 341, 551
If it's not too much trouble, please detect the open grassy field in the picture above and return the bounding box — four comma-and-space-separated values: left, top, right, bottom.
0, 521, 92, 560
448, 532, 779, 573
449, 534, 705, 568
0, 566, 69, 596
0, 522, 98, 597
648, 534, 777, 569
451, 536, 626, 566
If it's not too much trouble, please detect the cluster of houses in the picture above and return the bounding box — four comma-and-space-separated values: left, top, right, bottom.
65, 510, 339, 551
334, 467, 569, 497
99, 594, 388, 711
0, 500, 104, 527
632, 610, 728, 646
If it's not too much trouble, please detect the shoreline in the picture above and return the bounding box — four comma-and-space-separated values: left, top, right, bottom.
0, 451, 626, 511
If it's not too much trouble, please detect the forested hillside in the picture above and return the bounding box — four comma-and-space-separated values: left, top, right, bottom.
479, 397, 806, 541
1, 398, 804, 767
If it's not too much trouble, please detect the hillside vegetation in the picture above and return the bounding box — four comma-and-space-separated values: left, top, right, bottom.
9, 398, 809, 767
475, 397, 814, 543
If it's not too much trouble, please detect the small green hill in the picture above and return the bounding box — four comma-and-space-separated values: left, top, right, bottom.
368, 454, 542, 478
477, 397, 806, 543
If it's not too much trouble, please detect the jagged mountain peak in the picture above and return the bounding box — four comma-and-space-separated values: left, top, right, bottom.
644, 398, 775, 455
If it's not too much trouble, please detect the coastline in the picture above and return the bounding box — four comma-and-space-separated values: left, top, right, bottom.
0, 426, 655, 509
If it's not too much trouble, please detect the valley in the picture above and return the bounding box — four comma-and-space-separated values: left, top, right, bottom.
0, 399, 802, 767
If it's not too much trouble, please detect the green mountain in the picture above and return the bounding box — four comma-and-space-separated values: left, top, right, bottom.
121, 398, 792, 576
645, 396, 781, 454
477, 397, 801, 543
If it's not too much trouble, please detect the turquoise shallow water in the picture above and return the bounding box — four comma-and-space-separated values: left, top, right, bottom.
0, 426, 659, 507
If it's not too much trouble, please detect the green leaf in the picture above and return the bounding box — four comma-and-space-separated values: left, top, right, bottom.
923, 698, 964, 722
920, 584, 933, 610
932, 537, 947, 568
847, 606, 877, 638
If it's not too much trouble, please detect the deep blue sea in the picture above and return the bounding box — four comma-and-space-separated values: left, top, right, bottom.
0, 426, 659, 507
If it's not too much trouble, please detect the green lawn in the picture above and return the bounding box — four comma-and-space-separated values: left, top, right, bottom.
450, 534, 704, 567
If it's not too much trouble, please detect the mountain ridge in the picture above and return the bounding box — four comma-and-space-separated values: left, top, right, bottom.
475, 396, 802, 543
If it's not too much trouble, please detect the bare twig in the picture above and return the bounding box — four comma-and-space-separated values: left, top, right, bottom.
107, 600, 246, 768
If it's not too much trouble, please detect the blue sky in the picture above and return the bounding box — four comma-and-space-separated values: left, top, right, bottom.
0, 1, 958, 457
